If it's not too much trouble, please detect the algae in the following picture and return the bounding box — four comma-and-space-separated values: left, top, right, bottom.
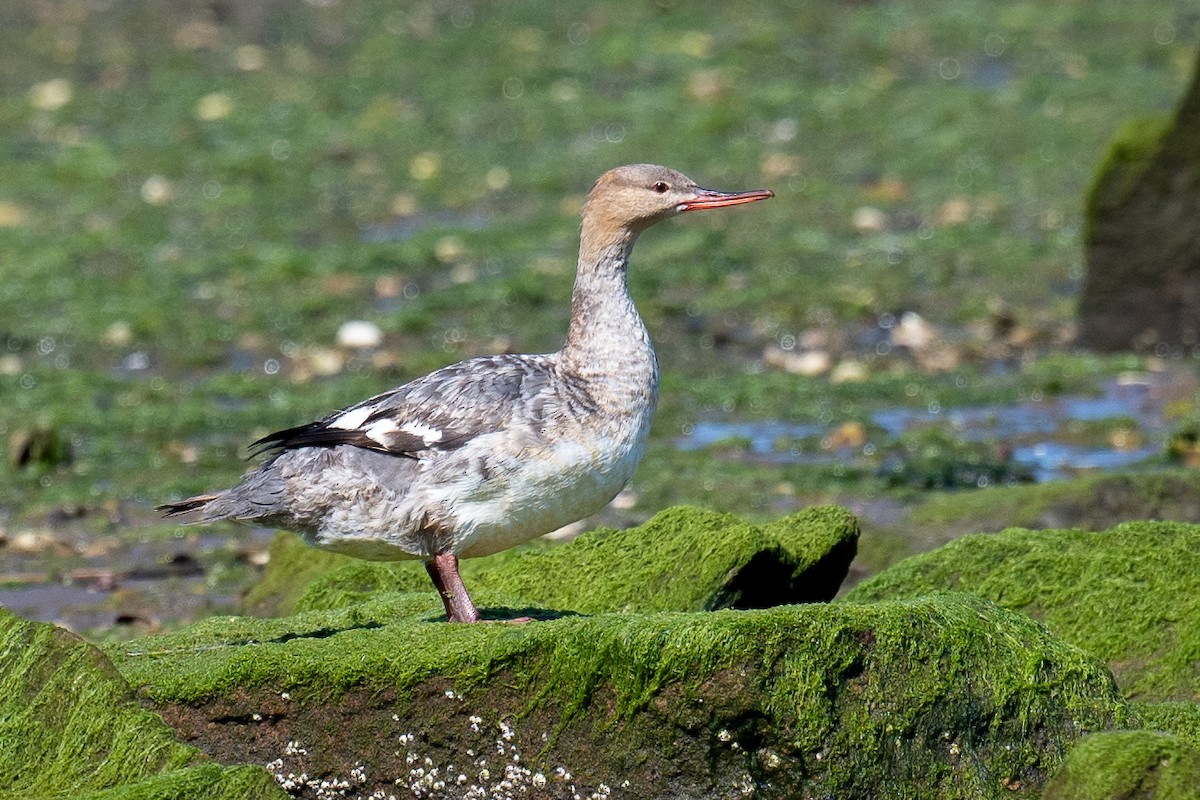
0, 608, 283, 800
856, 471, 1200, 585
247, 505, 859, 619
240, 533, 353, 618
845, 520, 1200, 701
1083, 115, 1173, 232
110, 593, 1126, 798
899, 470, 1200, 536
1042, 730, 1200, 800
1077, 49, 1200, 352
1134, 701, 1200, 749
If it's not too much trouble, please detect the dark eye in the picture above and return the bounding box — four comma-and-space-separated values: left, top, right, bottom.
652, 181, 669, 193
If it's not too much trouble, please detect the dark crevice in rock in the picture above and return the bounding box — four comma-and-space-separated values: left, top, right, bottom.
713, 532, 857, 610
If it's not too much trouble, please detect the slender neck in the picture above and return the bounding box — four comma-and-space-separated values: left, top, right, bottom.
560, 217, 658, 391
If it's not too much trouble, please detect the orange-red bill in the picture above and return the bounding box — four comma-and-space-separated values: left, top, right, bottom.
679, 187, 774, 211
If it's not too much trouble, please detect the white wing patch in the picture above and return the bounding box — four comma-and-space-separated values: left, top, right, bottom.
330, 406, 374, 430
364, 418, 399, 445
400, 420, 444, 445
330, 406, 447, 451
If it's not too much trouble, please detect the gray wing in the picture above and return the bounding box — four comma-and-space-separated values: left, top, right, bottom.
249, 354, 559, 459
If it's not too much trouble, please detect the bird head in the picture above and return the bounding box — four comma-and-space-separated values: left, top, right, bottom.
583, 164, 773, 234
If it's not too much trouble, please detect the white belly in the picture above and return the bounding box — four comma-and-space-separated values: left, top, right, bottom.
451, 438, 644, 557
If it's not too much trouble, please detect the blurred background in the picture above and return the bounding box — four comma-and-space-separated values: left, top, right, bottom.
0, 0, 1198, 634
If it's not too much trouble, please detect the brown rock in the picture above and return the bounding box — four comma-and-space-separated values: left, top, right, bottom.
1078, 48, 1200, 351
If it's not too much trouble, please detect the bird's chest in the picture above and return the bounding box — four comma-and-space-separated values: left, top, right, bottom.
490, 410, 649, 503
536, 416, 648, 496
444, 411, 652, 556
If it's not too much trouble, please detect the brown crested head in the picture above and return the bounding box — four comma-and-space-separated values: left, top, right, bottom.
582, 164, 773, 236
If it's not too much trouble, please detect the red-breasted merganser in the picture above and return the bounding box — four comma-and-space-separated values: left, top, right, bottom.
160, 164, 773, 622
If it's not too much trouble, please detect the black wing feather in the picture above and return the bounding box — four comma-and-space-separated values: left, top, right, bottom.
247, 354, 552, 460
248, 422, 425, 458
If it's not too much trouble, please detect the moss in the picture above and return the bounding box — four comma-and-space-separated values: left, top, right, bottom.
249, 505, 859, 618
845, 520, 1200, 701
855, 471, 1200, 584
906, 470, 1200, 532
1042, 730, 1200, 800
240, 532, 353, 617
0, 608, 283, 800
1077, 49, 1200, 351
81, 765, 282, 800
1084, 115, 1173, 232
110, 594, 1126, 798
1134, 702, 1200, 748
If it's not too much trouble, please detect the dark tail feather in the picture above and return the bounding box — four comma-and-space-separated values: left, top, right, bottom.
157, 493, 221, 517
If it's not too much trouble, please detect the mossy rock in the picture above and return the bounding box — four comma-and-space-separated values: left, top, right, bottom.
855, 471, 1200, 586
1077, 47, 1200, 351
108, 593, 1128, 799
1134, 701, 1200, 749
846, 520, 1200, 701
0, 607, 283, 800
1042, 730, 1200, 800
244, 505, 860, 618
905, 470, 1200, 535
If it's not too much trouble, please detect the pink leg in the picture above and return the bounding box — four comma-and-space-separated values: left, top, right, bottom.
425, 554, 481, 623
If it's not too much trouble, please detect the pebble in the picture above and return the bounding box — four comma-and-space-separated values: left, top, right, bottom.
825, 421, 868, 450
102, 321, 133, 347
336, 320, 383, 349
0, 201, 29, 228
29, 78, 72, 111
306, 346, 345, 376
195, 92, 233, 121
890, 312, 938, 350
609, 488, 638, 510
852, 206, 887, 233
9, 530, 57, 554
140, 176, 173, 206
936, 197, 972, 227
830, 359, 868, 384
763, 345, 830, 377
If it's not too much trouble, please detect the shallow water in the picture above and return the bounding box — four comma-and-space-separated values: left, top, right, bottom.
676, 376, 1169, 483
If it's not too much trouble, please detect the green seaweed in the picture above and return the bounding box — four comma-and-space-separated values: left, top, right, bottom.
845, 520, 1200, 701
0, 608, 283, 800
82, 765, 283, 800
108, 593, 1127, 798
1042, 730, 1200, 800
1084, 115, 1173, 233
245, 505, 858, 617
240, 532, 354, 618
853, 470, 1200, 579
1133, 701, 1200, 749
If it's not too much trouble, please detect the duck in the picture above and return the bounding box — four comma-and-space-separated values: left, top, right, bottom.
160, 164, 773, 622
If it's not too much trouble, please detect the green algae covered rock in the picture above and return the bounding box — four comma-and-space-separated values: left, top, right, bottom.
1042, 730, 1200, 800
0, 607, 283, 800
109, 593, 1127, 799
1077, 48, 1200, 352
845, 521, 1200, 702
1136, 701, 1200, 748
245, 504, 859, 618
